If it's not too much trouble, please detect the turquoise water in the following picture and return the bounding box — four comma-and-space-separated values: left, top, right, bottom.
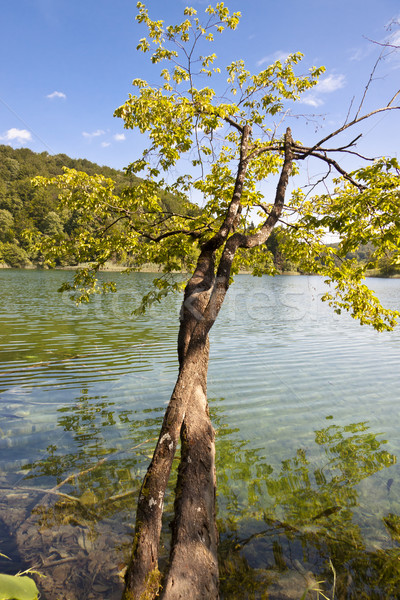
1, 270, 400, 599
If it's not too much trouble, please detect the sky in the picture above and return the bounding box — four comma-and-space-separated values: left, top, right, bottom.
1, 0, 399, 176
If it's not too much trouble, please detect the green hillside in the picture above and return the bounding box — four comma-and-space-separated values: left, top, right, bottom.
0, 145, 396, 277
0, 145, 187, 268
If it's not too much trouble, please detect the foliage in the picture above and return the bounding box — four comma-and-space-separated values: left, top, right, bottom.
0, 242, 30, 267
0, 573, 39, 600
287, 157, 400, 284
0, 144, 190, 268
30, 2, 400, 331
0, 209, 14, 243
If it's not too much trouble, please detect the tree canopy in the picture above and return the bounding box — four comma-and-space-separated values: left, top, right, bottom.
33, 2, 400, 331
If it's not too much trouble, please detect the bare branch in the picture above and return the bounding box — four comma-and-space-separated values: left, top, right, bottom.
294, 147, 365, 189
294, 137, 377, 163
257, 203, 299, 230
344, 96, 355, 126
355, 53, 383, 119
364, 37, 400, 51
302, 164, 333, 200
300, 104, 400, 160
319, 134, 363, 152
388, 89, 400, 107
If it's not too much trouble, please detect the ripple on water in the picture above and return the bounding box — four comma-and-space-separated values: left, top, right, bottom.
1, 271, 400, 598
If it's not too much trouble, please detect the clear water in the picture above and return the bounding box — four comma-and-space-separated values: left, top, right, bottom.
1, 270, 400, 599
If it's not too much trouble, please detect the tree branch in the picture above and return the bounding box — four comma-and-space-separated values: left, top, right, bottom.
300, 103, 400, 160
130, 224, 212, 242
223, 114, 244, 133
355, 53, 383, 119
94, 214, 128, 237
208, 126, 294, 292
294, 147, 366, 189
201, 123, 252, 253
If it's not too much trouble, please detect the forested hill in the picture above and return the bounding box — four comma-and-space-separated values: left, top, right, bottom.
0, 145, 395, 276
0, 145, 185, 267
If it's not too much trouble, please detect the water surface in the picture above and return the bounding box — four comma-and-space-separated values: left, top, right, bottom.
1, 270, 400, 599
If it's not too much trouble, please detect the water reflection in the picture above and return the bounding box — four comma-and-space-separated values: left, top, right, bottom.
215, 412, 399, 599
21, 387, 164, 505
2, 388, 400, 599
0, 390, 170, 600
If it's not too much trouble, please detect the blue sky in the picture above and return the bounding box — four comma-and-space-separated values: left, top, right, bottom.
1, 0, 399, 173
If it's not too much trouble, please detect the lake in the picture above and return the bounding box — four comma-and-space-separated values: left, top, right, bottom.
1, 270, 400, 599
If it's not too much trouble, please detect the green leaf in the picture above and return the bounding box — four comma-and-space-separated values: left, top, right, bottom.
0, 574, 39, 600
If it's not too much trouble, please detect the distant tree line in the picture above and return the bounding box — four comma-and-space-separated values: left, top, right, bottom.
266, 232, 400, 277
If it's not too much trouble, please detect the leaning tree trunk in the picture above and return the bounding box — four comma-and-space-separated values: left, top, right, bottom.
160, 261, 219, 599
122, 126, 293, 600
122, 250, 221, 600
122, 334, 217, 599
159, 344, 218, 599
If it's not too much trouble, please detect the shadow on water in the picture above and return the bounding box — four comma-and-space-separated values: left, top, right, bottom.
213, 406, 400, 600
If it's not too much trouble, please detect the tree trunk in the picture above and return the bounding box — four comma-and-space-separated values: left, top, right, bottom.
122, 127, 293, 600
122, 337, 214, 599
123, 255, 219, 600
160, 342, 218, 599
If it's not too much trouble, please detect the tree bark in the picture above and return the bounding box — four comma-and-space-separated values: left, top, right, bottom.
160, 341, 218, 600
123, 260, 218, 599
122, 332, 212, 599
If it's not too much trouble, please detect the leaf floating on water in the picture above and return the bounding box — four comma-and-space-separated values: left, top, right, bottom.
0, 573, 39, 600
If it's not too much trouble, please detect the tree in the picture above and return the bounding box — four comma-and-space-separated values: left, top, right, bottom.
0, 208, 14, 242
33, 3, 400, 598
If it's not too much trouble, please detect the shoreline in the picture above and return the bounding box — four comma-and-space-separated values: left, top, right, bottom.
1, 262, 400, 278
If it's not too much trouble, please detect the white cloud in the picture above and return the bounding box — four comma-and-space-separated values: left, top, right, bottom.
349, 46, 369, 62
315, 74, 346, 94
257, 50, 291, 67
101, 141, 111, 148
82, 129, 105, 140
389, 29, 400, 47
300, 73, 346, 108
1, 128, 32, 143
300, 96, 324, 108
46, 90, 66, 100
113, 133, 126, 141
